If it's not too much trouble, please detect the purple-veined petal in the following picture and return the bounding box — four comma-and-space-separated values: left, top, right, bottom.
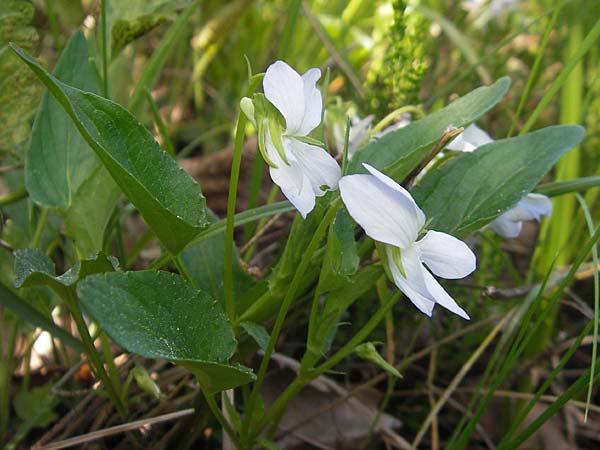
416, 230, 476, 279
295, 68, 323, 136
263, 61, 306, 136
446, 123, 493, 152
340, 173, 423, 249
286, 138, 341, 196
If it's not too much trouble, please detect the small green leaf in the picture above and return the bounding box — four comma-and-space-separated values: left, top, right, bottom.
13, 248, 118, 296
322, 209, 359, 283
131, 365, 164, 399
13, 385, 58, 428
412, 125, 586, 238
108, 0, 190, 58
349, 77, 511, 180
354, 342, 401, 378
14, 249, 117, 287
77, 271, 255, 393
10, 44, 209, 254
240, 321, 269, 351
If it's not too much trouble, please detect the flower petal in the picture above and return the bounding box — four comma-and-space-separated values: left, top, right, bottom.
416, 230, 476, 279
386, 246, 435, 316
515, 193, 552, 221
421, 269, 470, 320
263, 61, 306, 135
340, 173, 423, 249
489, 215, 523, 238
295, 68, 323, 136
286, 138, 341, 196
269, 162, 315, 218
362, 164, 426, 228
446, 123, 493, 152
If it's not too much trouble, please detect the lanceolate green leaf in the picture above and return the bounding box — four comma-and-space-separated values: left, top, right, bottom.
27, 31, 100, 212
412, 125, 585, 238
77, 271, 255, 393
10, 44, 209, 254
26, 31, 120, 256
349, 77, 511, 180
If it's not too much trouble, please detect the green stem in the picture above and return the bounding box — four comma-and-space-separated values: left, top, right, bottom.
101, 0, 108, 98
202, 391, 241, 448
30, 208, 49, 250
0, 188, 27, 207
258, 290, 401, 438
65, 290, 127, 417
241, 201, 340, 444
224, 112, 248, 322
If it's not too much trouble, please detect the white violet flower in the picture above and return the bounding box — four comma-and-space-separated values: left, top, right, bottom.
447, 123, 552, 238
339, 163, 476, 319
240, 61, 341, 218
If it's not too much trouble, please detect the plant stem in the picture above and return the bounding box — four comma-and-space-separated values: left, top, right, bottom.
224, 112, 248, 322
30, 207, 49, 250
65, 290, 127, 417
101, 0, 108, 98
240, 201, 340, 445
258, 290, 402, 437
202, 391, 241, 449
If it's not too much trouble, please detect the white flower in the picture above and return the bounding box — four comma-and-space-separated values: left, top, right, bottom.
446, 123, 552, 238
241, 61, 341, 218
339, 164, 476, 319
489, 194, 552, 238
446, 123, 493, 152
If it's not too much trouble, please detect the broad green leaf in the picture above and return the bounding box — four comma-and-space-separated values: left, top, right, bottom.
354, 342, 401, 378
348, 77, 511, 180
13, 249, 118, 298
27, 31, 99, 212
180, 212, 258, 311
64, 163, 120, 256
77, 271, 255, 393
11, 44, 209, 254
26, 31, 120, 256
412, 125, 585, 238
0, 0, 41, 157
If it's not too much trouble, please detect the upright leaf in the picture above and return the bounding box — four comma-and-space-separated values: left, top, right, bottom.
77, 271, 255, 393
412, 125, 585, 237
26, 31, 120, 256
349, 77, 511, 180
11, 44, 209, 254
